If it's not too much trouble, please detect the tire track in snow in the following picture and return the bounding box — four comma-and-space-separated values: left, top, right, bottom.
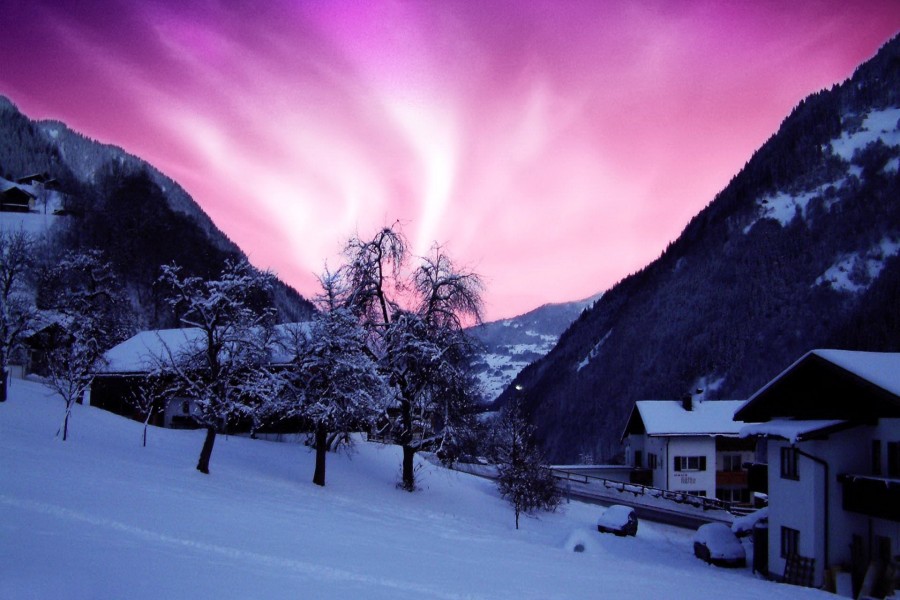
0, 494, 487, 600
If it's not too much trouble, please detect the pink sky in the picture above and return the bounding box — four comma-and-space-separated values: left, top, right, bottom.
1, 1, 898, 320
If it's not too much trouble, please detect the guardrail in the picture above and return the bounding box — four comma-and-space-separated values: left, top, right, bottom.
550, 468, 748, 515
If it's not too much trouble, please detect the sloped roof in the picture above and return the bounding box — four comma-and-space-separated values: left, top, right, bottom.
734, 349, 900, 422
625, 400, 747, 438
739, 419, 856, 443
99, 323, 309, 374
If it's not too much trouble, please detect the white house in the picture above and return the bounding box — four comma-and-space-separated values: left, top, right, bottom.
735, 349, 900, 592
621, 397, 756, 502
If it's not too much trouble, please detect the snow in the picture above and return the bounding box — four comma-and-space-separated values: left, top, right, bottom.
829, 107, 900, 162
1, 176, 68, 235
634, 400, 748, 437
596, 505, 634, 529
101, 324, 309, 373
693, 523, 745, 561
731, 508, 768, 537
0, 379, 831, 599
814, 236, 900, 293
743, 106, 900, 235
577, 329, 612, 371
811, 349, 900, 397
739, 419, 848, 443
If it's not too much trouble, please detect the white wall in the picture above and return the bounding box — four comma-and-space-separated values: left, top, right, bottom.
767, 419, 900, 587
666, 436, 716, 497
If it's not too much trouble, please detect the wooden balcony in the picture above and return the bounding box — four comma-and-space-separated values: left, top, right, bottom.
716, 470, 748, 486
838, 474, 900, 522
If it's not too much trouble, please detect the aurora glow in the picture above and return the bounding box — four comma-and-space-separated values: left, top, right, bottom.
1, 1, 897, 319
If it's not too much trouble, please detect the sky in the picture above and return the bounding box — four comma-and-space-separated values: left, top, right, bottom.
0, 1, 898, 320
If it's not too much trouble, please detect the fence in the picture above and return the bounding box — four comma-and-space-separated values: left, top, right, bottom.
550, 467, 750, 515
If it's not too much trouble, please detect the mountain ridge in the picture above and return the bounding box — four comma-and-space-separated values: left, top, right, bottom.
497, 34, 900, 463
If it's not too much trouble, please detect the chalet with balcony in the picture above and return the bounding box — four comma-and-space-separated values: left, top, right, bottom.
621, 397, 756, 503
736, 349, 900, 593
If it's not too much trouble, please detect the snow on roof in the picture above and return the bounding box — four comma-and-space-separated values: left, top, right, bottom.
739, 419, 850, 443
100, 323, 309, 374
735, 349, 900, 419
635, 400, 747, 437
101, 328, 203, 373
811, 349, 900, 397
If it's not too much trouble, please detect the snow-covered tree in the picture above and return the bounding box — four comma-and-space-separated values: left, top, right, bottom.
342, 224, 483, 490
492, 402, 561, 529
39, 250, 133, 440
158, 259, 278, 474
0, 230, 36, 402
287, 269, 386, 486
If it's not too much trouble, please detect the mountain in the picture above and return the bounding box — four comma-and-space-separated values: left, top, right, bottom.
0, 96, 314, 327
468, 296, 599, 402
497, 35, 900, 463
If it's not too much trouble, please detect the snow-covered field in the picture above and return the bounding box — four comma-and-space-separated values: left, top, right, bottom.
0, 379, 830, 599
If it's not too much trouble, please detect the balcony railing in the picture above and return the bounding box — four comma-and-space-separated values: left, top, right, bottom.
838, 474, 900, 522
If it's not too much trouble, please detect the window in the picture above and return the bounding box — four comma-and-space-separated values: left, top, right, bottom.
888, 442, 900, 477
634, 450, 643, 468
181, 400, 190, 414
674, 456, 707, 472
723, 454, 743, 472
872, 440, 882, 476
781, 526, 800, 558
780, 447, 799, 480
648, 453, 658, 470
717, 488, 751, 503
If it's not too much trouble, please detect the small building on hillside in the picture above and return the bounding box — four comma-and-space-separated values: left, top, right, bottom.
16, 172, 57, 188
621, 397, 756, 503
90, 325, 306, 429
736, 349, 900, 592
0, 186, 36, 212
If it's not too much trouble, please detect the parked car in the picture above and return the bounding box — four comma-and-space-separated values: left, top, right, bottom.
596, 505, 638, 537
693, 522, 746, 567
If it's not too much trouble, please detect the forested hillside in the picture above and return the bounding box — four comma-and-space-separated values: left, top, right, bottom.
497, 35, 900, 463
0, 96, 314, 328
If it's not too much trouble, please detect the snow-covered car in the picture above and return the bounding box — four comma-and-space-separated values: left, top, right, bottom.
596, 505, 638, 537
693, 522, 746, 567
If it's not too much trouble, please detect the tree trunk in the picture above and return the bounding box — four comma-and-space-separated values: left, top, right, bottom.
142, 411, 151, 448
62, 401, 72, 441
401, 444, 416, 491
0, 367, 7, 402
313, 425, 327, 487
515, 505, 520, 530
196, 426, 217, 474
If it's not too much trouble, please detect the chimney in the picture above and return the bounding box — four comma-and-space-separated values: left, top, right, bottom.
682, 393, 692, 411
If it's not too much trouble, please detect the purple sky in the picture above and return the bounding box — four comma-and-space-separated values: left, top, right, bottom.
1, 1, 898, 320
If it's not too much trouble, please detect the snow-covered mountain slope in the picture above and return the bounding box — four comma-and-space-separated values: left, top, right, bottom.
0, 379, 827, 599
499, 35, 900, 462
469, 296, 599, 402
0, 96, 314, 325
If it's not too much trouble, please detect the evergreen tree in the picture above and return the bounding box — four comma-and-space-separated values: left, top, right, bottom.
493, 402, 560, 529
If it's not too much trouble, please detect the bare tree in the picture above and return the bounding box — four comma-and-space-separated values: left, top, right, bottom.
158, 259, 278, 474
126, 374, 170, 447
0, 230, 36, 402
39, 250, 132, 440
342, 224, 483, 490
